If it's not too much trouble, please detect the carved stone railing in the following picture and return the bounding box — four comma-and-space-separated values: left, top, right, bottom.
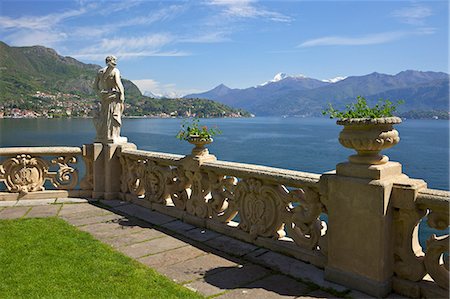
0, 146, 93, 199
120, 149, 328, 267
392, 182, 449, 298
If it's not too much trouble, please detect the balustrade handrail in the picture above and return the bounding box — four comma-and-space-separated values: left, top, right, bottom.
0, 146, 82, 156
416, 188, 450, 208
121, 149, 184, 165
121, 149, 321, 187
203, 160, 321, 188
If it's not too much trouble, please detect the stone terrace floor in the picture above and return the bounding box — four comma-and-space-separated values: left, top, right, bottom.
0, 199, 407, 299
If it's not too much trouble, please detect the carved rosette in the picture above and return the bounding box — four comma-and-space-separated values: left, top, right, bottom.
235, 178, 289, 239
1, 155, 48, 193
285, 187, 323, 250
144, 161, 170, 203
207, 172, 238, 222
337, 117, 401, 165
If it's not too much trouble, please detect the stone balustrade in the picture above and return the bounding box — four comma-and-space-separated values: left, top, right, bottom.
120, 149, 327, 268
0, 142, 448, 298
0, 145, 93, 200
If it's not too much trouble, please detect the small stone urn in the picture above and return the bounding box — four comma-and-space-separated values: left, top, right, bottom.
188, 136, 213, 157
337, 117, 401, 165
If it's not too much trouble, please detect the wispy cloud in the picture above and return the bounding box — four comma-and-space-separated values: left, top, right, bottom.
70, 33, 190, 60
71, 51, 189, 61
392, 4, 432, 25
180, 31, 231, 43
132, 79, 201, 98
5, 30, 68, 47
207, 0, 292, 22
0, 6, 89, 30
298, 29, 435, 48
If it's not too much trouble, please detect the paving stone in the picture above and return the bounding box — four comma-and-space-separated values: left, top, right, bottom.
350, 290, 376, 298
205, 235, 259, 257
304, 289, 337, 298
101, 229, 166, 248
139, 245, 207, 269
59, 203, 104, 216
177, 227, 221, 242
55, 198, 89, 204
386, 293, 408, 299
186, 263, 271, 297
77, 221, 144, 239
158, 253, 238, 283
15, 199, 56, 206
245, 274, 312, 295
218, 288, 296, 299
66, 213, 125, 226
118, 236, 188, 258
59, 207, 113, 220
99, 199, 129, 208
160, 220, 196, 233
115, 204, 175, 225
25, 205, 60, 218
0, 201, 17, 207
253, 251, 348, 292
0, 206, 30, 219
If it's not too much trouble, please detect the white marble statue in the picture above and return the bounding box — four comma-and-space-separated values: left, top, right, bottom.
93, 55, 127, 143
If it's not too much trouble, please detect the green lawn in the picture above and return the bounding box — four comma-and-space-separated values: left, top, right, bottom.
0, 217, 204, 298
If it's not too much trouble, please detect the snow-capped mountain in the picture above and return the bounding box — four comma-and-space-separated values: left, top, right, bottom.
184, 70, 449, 116
260, 72, 309, 86
322, 76, 347, 83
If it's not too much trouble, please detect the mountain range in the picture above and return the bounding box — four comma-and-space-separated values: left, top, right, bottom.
185, 71, 449, 116
0, 41, 249, 117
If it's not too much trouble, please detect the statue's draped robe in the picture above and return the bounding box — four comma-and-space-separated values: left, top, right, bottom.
94, 67, 124, 141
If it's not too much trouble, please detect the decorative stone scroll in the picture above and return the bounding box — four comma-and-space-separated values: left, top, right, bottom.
423, 209, 449, 290
286, 187, 324, 250
0, 153, 79, 194
119, 155, 145, 196
394, 187, 450, 291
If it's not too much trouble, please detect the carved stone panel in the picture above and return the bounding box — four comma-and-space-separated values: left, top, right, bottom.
144, 161, 170, 204
235, 178, 290, 239
207, 172, 238, 222
285, 187, 323, 250
1, 155, 48, 193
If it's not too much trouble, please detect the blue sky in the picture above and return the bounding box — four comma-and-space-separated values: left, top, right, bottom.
0, 0, 448, 97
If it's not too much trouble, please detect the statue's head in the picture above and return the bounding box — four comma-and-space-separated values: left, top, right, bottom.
105, 55, 117, 67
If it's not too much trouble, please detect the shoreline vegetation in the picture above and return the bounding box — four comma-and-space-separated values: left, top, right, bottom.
0, 111, 448, 120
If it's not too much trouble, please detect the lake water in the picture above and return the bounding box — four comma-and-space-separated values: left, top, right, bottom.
1, 117, 448, 190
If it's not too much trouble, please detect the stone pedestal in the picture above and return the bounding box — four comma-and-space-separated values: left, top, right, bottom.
325, 162, 407, 297
92, 142, 136, 200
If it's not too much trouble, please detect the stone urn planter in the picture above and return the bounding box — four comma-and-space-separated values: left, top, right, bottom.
187, 135, 213, 156
337, 117, 401, 165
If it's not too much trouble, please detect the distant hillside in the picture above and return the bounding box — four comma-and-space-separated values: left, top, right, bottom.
185, 71, 450, 116
0, 42, 249, 118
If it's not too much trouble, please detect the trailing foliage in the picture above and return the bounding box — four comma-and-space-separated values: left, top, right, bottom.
322, 96, 403, 119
